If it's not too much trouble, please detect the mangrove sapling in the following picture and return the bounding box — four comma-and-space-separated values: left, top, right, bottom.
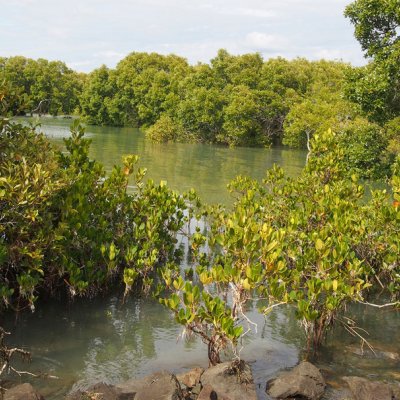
51, 120, 190, 299
160, 278, 243, 366
358, 156, 400, 300
259, 131, 374, 351
160, 186, 288, 364
251, 131, 399, 351
0, 104, 190, 309
161, 129, 400, 363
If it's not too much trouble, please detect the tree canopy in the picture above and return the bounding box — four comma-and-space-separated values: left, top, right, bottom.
0, 56, 83, 116
1, 44, 398, 177
345, 0, 400, 120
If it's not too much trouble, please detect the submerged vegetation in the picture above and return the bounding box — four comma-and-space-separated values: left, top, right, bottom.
0, 0, 399, 381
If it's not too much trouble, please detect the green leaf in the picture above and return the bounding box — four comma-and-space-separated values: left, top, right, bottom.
315, 239, 324, 251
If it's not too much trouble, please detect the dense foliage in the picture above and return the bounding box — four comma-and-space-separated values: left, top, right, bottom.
1, 0, 400, 369
0, 56, 83, 116
160, 130, 400, 361
0, 113, 190, 310
1, 47, 397, 177
1, 106, 399, 364
79, 52, 353, 147
344, 0, 400, 160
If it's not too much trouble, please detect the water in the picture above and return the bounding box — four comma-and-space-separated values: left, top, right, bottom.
26, 117, 307, 204
2, 118, 399, 399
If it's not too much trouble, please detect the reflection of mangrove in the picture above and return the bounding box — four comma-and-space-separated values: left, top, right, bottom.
2, 294, 182, 390
76, 296, 184, 384
72, 123, 307, 204
35, 118, 307, 204
263, 305, 305, 349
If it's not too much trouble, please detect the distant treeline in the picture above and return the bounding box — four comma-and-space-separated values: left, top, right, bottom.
0, 56, 84, 116
1, 50, 399, 177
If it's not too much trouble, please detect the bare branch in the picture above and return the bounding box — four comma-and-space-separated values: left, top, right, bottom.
357, 301, 399, 309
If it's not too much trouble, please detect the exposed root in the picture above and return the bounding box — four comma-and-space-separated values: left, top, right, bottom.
0, 326, 59, 384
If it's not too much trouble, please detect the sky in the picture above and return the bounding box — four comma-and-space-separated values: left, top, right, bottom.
1, 0, 366, 72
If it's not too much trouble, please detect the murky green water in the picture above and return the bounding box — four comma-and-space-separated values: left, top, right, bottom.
2, 119, 399, 399
30, 118, 306, 204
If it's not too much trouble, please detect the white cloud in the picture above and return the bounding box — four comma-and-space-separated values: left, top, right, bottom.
67, 60, 92, 69
94, 51, 127, 59
218, 7, 276, 18
312, 48, 364, 66
0, 0, 366, 72
46, 27, 70, 39
314, 49, 345, 60
243, 32, 289, 51
3, 0, 36, 4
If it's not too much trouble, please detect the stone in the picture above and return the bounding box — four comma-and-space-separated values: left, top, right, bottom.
345, 344, 400, 361
191, 383, 202, 396
200, 361, 257, 400
116, 370, 182, 400
343, 376, 400, 400
267, 361, 325, 400
197, 384, 217, 400
4, 383, 45, 400
66, 382, 134, 400
177, 367, 204, 389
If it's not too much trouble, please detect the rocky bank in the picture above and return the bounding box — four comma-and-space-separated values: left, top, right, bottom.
2, 360, 400, 400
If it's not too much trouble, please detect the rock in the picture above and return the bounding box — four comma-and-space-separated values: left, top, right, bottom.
345, 344, 400, 361
267, 361, 325, 400
4, 383, 45, 400
66, 382, 132, 400
191, 383, 202, 396
116, 370, 182, 400
177, 367, 204, 389
200, 361, 257, 400
197, 384, 217, 400
343, 376, 400, 400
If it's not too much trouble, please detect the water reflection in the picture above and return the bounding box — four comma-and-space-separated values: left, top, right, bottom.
22, 118, 307, 204
2, 288, 399, 399
2, 295, 302, 400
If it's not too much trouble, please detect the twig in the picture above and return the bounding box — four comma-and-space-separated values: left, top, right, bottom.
357, 301, 399, 309
375, 275, 384, 289
0, 326, 59, 381
262, 301, 287, 314
9, 367, 59, 380
339, 318, 376, 355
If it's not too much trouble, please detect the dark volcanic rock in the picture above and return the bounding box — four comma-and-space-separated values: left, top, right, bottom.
267, 361, 325, 400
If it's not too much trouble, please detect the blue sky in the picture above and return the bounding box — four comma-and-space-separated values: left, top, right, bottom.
1, 0, 366, 72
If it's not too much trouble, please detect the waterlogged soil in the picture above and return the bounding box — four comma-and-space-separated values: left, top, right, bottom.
4, 119, 399, 399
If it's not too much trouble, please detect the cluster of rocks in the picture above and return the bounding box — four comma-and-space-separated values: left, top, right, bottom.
2, 361, 400, 400
66, 360, 257, 400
